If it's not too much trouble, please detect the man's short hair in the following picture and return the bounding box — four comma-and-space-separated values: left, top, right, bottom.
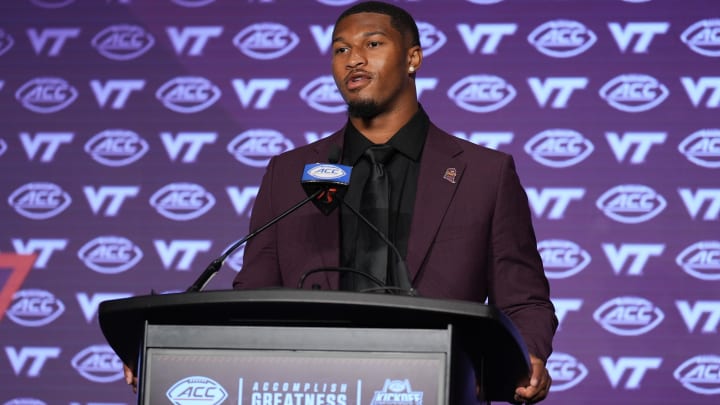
334, 1, 421, 48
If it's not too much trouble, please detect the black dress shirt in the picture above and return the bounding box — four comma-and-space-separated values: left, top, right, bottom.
339, 106, 429, 290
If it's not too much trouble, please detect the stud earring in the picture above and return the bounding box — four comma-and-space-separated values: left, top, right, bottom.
408, 66, 415, 73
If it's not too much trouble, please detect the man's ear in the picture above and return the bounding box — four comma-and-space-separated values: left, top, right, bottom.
408, 46, 423, 74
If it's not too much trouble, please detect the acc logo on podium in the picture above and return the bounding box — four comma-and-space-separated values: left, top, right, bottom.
167, 376, 228, 405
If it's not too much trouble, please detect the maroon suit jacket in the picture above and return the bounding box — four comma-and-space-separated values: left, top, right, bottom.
232, 123, 557, 360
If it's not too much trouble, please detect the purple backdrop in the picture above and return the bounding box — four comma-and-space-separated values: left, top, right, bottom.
1, 0, 719, 404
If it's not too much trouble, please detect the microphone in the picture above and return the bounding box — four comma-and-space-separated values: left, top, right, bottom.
301, 160, 352, 215
297, 148, 417, 296
185, 150, 342, 293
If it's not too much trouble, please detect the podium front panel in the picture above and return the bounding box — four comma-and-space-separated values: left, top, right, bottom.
141, 325, 452, 405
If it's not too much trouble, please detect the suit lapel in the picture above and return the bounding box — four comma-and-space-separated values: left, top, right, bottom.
406, 126, 465, 283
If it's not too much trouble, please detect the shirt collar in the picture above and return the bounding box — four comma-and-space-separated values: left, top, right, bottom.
342, 105, 429, 165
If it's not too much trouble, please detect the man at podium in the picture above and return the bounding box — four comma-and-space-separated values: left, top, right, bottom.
124, 1, 557, 403
229, 1, 557, 404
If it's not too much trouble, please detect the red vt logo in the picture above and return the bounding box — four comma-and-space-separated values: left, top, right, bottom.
0, 253, 36, 323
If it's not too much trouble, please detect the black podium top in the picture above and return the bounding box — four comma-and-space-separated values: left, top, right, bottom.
99, 289, 529, 401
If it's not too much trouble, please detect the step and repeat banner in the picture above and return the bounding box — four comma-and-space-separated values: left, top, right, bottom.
1, 0, 719, 404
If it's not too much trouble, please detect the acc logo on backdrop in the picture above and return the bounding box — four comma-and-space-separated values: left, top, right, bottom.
30, 0, 75, 7
149, 183, 216, 221
547, 352, 588, 392
15, 77, 78, 114
538, 239, 591, 279
300, 76, 346, 113
71, 344, 124, 383
92, 24, 154, 61
233, 23, 299, 60
524, 129, 594, 168
0, 29, 14, 56
528, 20, 597, 58
675, 241, 720, 281
0, 138, 7, 156
417, 22, 447, 57
2, 399, 47, 405
227, 129, 294, 168
77, 236, 143, 274
447, 75, 516, 113
156, 76, 221, 113
167, 376, 228, 405
8, 182, 72, 220
681, 19, 720, 57
673, 355, 720, 395
599, 74, 669, 112
596, 184, 666, 224
7, 289, 64, 327
84, 129, 149, 167
172, 0, 216, 6
678, 129, 720, 168
225, 244, 245, 272
593, 296, 664, 336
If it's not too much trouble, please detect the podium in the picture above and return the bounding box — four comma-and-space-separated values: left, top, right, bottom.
99, 289, 529, 404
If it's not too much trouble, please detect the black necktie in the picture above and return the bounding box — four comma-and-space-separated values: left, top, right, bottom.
355, 144, 395, 291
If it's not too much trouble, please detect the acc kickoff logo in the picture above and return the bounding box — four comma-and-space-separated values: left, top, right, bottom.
78, 236, 143, 274
673, 355, 720, 395
596, 184, 666, 224
547, 352, 588, 392
71, 344, 124, 383
156, 76, 221, 113
233, 23, 299, 60
150, 183, 216, 220
300, 76, 346, 113
675, 241, 720, 281
227, 129, 294, 168
84, 129, 149, 167
167, 376, 228, 405
7, 289, 65, 327
92, 24, 155, 61
681, 19, 720, 57
447, 74, 516, 113
8, 182, 72, 220
528, 20, 597, 58
524, 129, 593, 168
599, 74, 669, 112
15, 77, 78, 114
593, 296, 664, 336
371, 379, 423, 405
678, 129, 720, 168
538, 239, 591, 279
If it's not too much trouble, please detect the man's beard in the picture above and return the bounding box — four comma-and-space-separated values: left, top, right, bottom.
347, 99, 382, 119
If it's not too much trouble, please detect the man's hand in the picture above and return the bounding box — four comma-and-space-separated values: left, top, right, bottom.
514, 354, 551, 404
123, 363, 138, 394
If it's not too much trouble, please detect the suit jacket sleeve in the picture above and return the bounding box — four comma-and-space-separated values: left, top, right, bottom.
231, 155, 283, 289
488, 155, 557, 362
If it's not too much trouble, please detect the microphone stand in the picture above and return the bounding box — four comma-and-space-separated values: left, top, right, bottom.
337, 198, 416, 296
185, 189, 323, 292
